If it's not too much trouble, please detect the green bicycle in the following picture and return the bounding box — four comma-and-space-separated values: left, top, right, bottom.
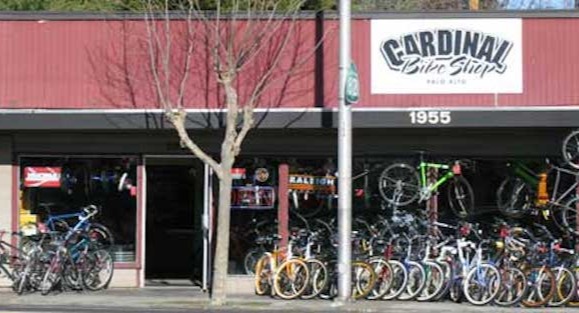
378, 155, 475, 218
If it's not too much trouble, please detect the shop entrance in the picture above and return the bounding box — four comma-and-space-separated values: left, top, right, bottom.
145, 157, 205, 286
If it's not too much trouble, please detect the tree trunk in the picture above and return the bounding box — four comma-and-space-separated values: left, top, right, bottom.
210, 159, 234, 305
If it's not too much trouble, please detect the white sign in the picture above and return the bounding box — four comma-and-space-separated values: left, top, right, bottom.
371, 19, 523, 94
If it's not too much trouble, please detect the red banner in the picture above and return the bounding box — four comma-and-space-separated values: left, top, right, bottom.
23, 167, 61, 188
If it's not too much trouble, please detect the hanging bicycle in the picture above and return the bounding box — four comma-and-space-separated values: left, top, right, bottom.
378, 154, 475, 218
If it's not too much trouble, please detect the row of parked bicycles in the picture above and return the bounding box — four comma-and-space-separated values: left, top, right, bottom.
252, 207, 579, 307
0, 204, 115, 295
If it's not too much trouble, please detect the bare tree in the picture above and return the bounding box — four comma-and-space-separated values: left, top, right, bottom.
143, 0, 327, 305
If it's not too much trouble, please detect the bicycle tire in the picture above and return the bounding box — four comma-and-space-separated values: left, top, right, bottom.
567, 267, 579, 307
366, 257, 394, 300
432, 259, 454, 301
496, 177, 534, 218
561, 197, 579, 236
300, 259, 327, 300
463, 263, 501, 306
40, 257, 62, 296
351, 261, 377, 300
450, 278, 463, 303
562, 130, 579, 169
318, 260, 337, 300
273, 258, 309, 300
83, 249, 114, 291
550, 266, 576, 307
521, 266, 556, 307
289, 192, 328, 219
397, 261, 426, 301
378, 163, 420, 207
447, 176, 475, 219
15, 272, 27, 295
494, 267, 528, 307
254, 255, 272, 296
88, 223, 115, 250
382, 260, 408, 300
416, 261, 445, 302
244, 248, 265, 275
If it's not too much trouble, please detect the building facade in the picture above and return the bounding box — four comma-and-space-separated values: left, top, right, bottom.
0, 11, 579, 288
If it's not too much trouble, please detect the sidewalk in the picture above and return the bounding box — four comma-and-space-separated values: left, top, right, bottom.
0, 287, 575, 312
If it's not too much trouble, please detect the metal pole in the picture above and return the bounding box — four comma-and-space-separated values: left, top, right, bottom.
337, 0, 352, 303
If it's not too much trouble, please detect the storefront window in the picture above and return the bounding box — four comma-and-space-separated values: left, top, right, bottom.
19, 156, 138, 263
228, 157, 337, 275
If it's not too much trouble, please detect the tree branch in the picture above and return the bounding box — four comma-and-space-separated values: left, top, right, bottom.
233, 104, 253, 156
167, 109, 223, 178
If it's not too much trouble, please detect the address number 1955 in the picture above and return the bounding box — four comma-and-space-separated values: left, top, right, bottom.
409, 111, 451, 125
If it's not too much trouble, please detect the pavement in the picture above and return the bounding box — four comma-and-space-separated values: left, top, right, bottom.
0, 287, 576, 313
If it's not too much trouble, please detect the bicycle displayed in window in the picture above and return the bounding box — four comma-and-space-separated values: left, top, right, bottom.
378, 153, 475, 218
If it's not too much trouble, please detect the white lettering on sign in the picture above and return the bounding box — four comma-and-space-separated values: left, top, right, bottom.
409, 111, 451, 125
26, 173, 60, 181
289, 175, 335, 186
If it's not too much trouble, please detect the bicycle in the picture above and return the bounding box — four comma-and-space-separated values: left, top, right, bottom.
0, 231, 26, 283
434, 221, 501, 306
379, 153, 475, 218
39, 206, 114, 295
496, 159, 579, 235
36, 203, 115, 250
495, 161, 541, 218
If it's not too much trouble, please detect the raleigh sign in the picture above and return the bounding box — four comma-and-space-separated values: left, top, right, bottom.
24, 167, 62, 188
371, 19, 522, 94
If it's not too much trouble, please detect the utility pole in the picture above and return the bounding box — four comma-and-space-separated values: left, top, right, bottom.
337, 0, 352, 303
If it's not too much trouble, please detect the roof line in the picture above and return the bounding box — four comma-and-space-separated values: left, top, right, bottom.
1, 106, 579, 114
1, 10, 579, 21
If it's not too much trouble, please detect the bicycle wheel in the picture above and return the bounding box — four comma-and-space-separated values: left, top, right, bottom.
40, 256, 62, 296
254, 255, 272, 296
273, 258, 309, 300
289, 192, 328, 219
83, 249, 114, 291
561, 197, 579, 236
14, 271, 27, 295
382, 260, 408, 300
551, 266, 576, 307
463, 263, 501, 306
367, 257, 394, 300
522, 266, 556, 307
562, 129, 579, 169
88, 223, 115, 250
447, 175, 475, 219
450, 277, 463, 303
378, 163, 420, 207
318, 260, 337, 300
351, 261, 377, 300
567, 267, 579, 306
300, 259, 327, 300
496, 177, 534, 218
244, 248, 265, 275
494, 267, 527, 307
433, 259, 454, 301
416, 261, 445, 302
397, 261, 426, 301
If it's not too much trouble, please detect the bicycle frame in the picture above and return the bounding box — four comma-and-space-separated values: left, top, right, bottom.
418, 162, 456, 201
547, 165, 579, 206
511, 161, 540, 188
44, 212, 82, 232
